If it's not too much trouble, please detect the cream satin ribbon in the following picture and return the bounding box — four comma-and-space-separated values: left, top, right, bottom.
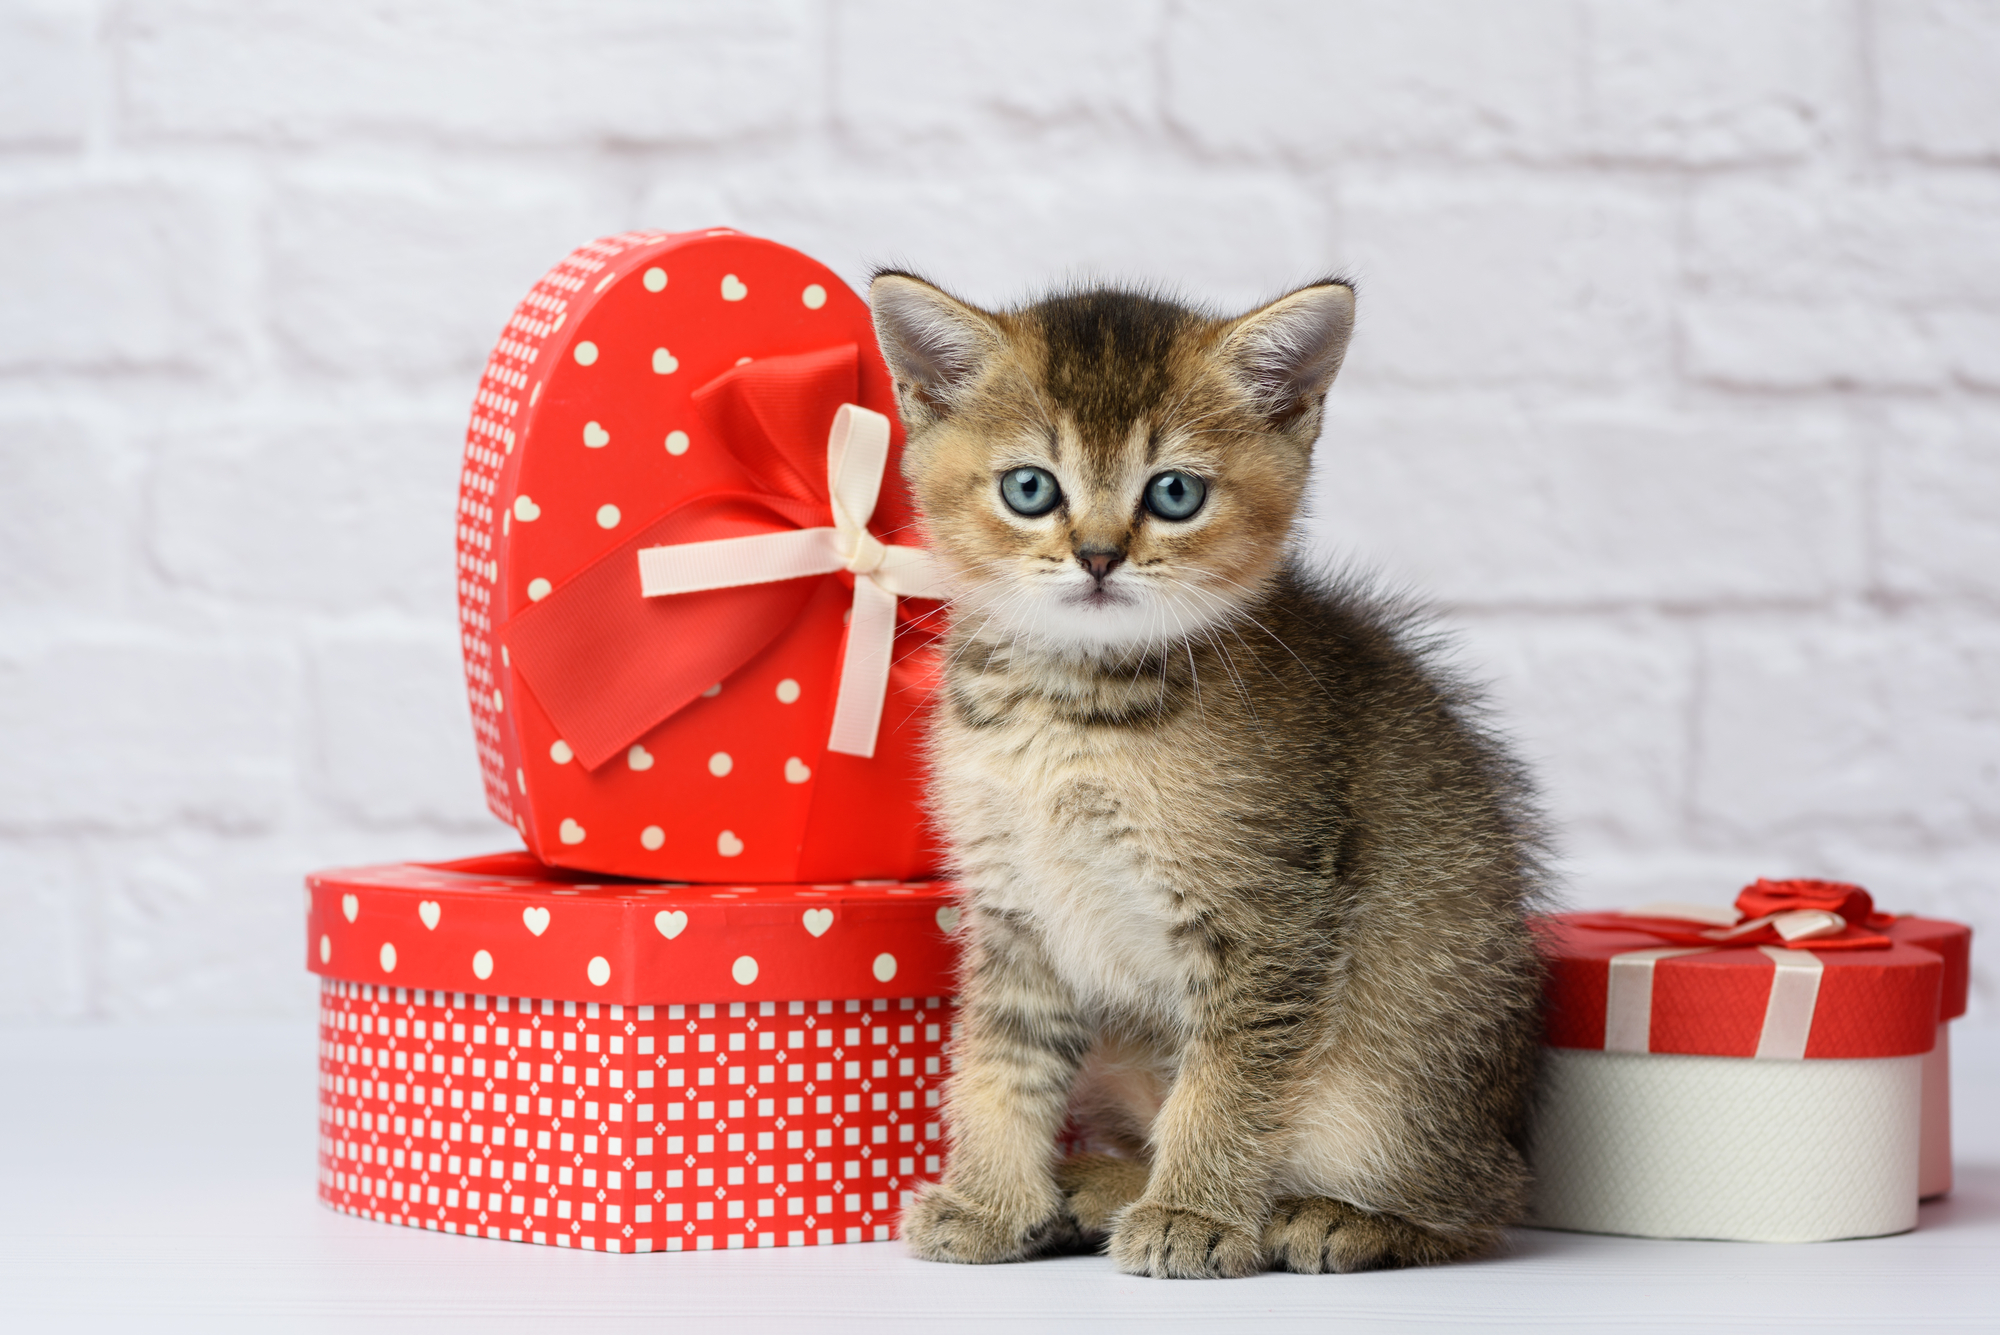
634, 403, 948, 759
1604, 944, 1826, 1060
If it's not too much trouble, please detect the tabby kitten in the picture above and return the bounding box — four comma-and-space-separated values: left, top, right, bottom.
870, 272, 1547, 1279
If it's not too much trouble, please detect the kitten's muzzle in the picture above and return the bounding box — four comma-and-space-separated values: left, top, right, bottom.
1076, 547, 1125, 583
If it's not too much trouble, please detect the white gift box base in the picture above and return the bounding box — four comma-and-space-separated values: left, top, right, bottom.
1531, 1046, 1922, 1243
1919, 1024, 1952, 1200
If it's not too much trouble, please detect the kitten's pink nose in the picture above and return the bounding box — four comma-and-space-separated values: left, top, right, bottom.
1076, 547, 1124, 582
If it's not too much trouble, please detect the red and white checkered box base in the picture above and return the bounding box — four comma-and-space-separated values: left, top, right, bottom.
316, 978, 952, 1253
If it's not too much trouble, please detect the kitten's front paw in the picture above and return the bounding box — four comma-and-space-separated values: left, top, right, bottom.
901, 1181, 1066, 1265
1054, 1154, 1149, 1237
1109, 1201, 1262, 1279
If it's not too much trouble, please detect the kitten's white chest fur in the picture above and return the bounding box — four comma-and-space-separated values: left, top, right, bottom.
939, 702, 1201, 1025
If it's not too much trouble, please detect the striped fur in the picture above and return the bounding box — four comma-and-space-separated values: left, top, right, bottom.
872, 273, 1548, 1279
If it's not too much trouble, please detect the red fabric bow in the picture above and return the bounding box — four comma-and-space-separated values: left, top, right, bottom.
1566, 877, 1896, 951
1734, 877, 1892, 929
504, 343, 935, 771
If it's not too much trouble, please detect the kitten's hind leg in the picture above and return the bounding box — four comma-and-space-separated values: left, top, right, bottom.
1262, 1197, 1498, 1274
1055, 1154, 1149, 1238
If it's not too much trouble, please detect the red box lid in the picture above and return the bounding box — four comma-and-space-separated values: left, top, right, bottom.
307, 852, 961, 1005
1538, 912, 1968, 1060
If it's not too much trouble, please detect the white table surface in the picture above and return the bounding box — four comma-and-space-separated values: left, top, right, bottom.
1, 1020, 1994, 1335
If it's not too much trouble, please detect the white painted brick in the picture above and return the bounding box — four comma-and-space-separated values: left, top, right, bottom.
0, 844, 90, 1019
1682, 177, 2000, 389
1930, 310, 2000, 390
0, 1, 1991, 1029
0, 414, 127, 610
837, 0, 1158, 141
99, 840, 322, 1018
0, 636, 296, 832
122, 0, 815, 145
1164, 0, 1583, 161
1874, 0, 2000, 161
1877, 406, 2000, 605
1453, 617, 1694, 849
1583, 0, 1846, 164
1305, 406, 1862, 608
0, 0, 94, 145
1543, 850, 1772, 913
686, 170, 1334, 313
1694, 619, 2000, 845
1681, 300, 1944, 390
268, 171, 600, 378
1686, 176, 2000, 306
1336, 179, 1672, 388
0, 181, 240, 372
98, 825, 516, 1018
309, 629, 495, 829
146, 412, 460, 616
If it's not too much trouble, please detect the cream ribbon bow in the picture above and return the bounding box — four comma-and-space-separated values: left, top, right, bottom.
634, 404, 947, 758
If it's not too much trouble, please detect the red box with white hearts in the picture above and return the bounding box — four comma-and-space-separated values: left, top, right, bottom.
459, 227, 944, 885
307, 852, 962, 1254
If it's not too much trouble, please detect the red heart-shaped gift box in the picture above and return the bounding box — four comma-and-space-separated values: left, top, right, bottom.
458, 230, 943, 882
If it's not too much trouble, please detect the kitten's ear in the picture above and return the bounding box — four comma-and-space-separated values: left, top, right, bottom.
870, 271, 1004, 416
1216, 280, 1356, 422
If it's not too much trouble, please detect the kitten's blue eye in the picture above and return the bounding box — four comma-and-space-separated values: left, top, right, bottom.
1144, 470, 1206, 521
1000, 467, 1061, 517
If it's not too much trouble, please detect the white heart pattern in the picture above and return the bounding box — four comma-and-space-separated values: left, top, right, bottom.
627, 744, 654, 771
560, 818, 586, 844
583, 421, 610, 448
418, 900, 441, 930
652, 348, 678, 374
522, 907, 550, 937
802, 908, 834, 937
341, 893, 359, 923
721, 273, 748, 301
717, 830, 744, 857
935, 906, 961, 934
655, 910, 688, 940
513, 495, 540, 521
783, 756, 811, 784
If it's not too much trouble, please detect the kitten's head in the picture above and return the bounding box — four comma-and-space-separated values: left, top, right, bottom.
871, 272, 1354, 658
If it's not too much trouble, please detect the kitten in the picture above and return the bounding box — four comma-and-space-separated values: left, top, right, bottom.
870, 272, 1547, 1279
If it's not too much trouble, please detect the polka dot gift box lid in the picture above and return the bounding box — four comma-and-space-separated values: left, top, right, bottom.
306, 852, 963, 1256
307, 851, 960, 1004
460, 228, 945, 883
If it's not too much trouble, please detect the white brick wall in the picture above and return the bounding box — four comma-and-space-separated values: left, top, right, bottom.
1, 1, 1993, 1028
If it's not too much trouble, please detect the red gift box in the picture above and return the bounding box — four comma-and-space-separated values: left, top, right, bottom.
306, 852, 961, 1253
1531, 883, 1972, 1242
458, 229, 946, 883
